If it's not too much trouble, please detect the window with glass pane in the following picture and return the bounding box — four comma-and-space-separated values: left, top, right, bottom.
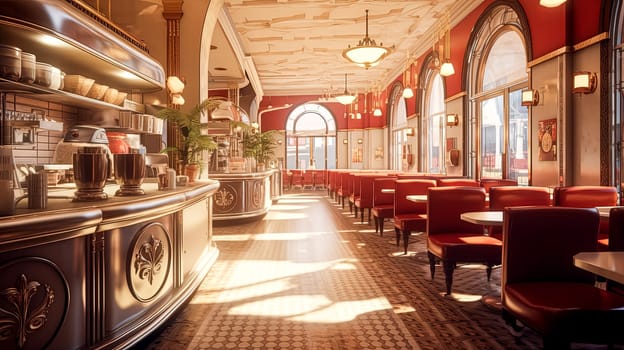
391, 95, 408, 170
285, 104, 337, 169
478, 29, 527, 181
480, 96, 503, 178
508, 89, 528, 184
425, 74, 446, 173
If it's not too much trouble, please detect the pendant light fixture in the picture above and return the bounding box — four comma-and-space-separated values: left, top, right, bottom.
373, 86, 382, 117
335, 73, 356, 105
402, 53, 414, 99
342, 9, 391, 69
438, 20, 454, 77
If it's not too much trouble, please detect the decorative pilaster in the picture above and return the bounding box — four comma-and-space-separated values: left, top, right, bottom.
162, 0, 184, 171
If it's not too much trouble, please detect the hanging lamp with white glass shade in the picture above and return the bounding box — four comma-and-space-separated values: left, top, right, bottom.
439, 27, 455, 77
539, 0, 566, 7
342, 9, 391, 69
402, 57, 414, 98
373, 87, 382, 117
335, 73, 356, 105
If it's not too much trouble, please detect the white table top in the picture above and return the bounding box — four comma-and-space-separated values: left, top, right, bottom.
596, 206, 624, 220
406, 194, 427, 202
460, 211, 503, 226
573, 251, 624, 285
381, 188, 395, 194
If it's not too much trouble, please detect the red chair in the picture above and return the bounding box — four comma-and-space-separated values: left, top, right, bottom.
436, 178, 479, 187
488, 186, 552, 237
501, 206, 624, 349
426, 186, 500, 295
282, 170, 292, 190
302, 170, 314, 189
290, 169, 303, 190
372, 177, 396, 236
313, 170, 326, 190
479, 178, 518, 193
393, 179, 437, 254
554, 186, 618, 250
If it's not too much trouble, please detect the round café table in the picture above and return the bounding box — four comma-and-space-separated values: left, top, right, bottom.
460, 210, 504, 311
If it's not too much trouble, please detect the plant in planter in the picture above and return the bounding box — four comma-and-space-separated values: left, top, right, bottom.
157, 98, 219, 181
236, 122, 277, 171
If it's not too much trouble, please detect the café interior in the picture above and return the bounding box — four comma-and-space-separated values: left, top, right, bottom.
3, 0, 624, 349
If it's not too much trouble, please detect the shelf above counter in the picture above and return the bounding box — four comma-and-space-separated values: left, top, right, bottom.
0, 0, 165, 93
0, 78, 131, 111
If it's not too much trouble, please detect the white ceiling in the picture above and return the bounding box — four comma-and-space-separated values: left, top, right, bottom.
215, 0, 484, 97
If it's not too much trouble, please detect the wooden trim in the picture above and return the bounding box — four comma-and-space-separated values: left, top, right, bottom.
573, 32, 609, 52
445, 91, 467, 103
528, 32, 610, 68
528, 46, 572, 68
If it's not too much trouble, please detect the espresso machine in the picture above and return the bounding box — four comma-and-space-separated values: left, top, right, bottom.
53, 126, 112, 201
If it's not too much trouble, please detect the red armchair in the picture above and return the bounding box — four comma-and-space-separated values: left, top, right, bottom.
554, 185, 618, 250
372, 177, 396, 236
426, 186, 500, 295
393, 179, 437, 254
501, 206, 624, 349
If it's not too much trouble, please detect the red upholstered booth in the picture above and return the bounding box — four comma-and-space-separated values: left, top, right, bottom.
479, 178, 518, 193
426, 186, 500, 295
372, 177, 397, 235
436, 178, 479, 187
501, 206, 624, 349
554, 186, 618, 250
488, 186, 552, 238
393, 179, 437, 254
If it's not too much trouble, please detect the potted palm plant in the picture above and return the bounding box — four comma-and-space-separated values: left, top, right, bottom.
236, 122, 277, 171
157, 98, 219, 181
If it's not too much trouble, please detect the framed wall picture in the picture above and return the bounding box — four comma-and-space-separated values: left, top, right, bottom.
538, 118, 556, 161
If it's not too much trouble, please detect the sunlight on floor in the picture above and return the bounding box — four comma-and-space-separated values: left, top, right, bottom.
446, 292, 483, 303
270, 204, 309, 211
228, 295, 391, 324
213, 234, 253, 241
264, 211, 309, 220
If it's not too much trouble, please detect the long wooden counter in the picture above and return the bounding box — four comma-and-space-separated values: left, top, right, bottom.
0, 180, 220, 350
210, 169, 281, 221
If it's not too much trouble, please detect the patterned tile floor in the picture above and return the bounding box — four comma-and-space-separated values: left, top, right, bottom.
139, 191, 618, 350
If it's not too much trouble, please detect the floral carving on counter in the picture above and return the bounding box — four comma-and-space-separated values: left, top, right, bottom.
214, 184, 237, 213
135, 235, 164, 286
129, 222, 171, 302
251, 180, 262, 209
0, 274, 54, 348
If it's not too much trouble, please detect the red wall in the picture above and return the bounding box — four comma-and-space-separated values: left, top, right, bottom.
259, 0, 605, 130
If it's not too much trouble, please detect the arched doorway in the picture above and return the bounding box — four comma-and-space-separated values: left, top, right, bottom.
285, 103, 337, 170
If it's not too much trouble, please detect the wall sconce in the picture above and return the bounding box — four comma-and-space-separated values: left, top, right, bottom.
343, 139, 348, 144
572, 71, 597, 94
521, 89, 539, 106
404, 127, 415, 136
357, 138, 363, 144
446, 114, 459, 127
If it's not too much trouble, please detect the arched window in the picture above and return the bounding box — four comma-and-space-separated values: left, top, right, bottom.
388, 83, 409, 170
285, 103, 337, 169
422, 72, 446, 173
467, 5, 529, 184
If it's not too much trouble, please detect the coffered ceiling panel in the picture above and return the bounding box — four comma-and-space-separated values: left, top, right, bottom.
222, 0, 483, 96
